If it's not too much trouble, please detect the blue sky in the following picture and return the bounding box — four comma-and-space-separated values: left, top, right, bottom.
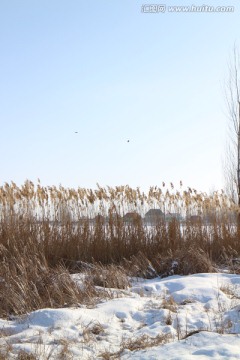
0, 1, 239, 192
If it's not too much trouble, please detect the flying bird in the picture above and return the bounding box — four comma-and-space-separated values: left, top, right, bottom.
127, 140, 130, 143
75, 132, 78, 134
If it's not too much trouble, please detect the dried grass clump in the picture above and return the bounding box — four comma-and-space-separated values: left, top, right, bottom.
82, 320, 105, 343
89, 264, 130, 289
16, 351, 37, 360
123, 248, 216, 279
154, 247, 216, 277
161, 296, 178, 312
120, 333, 170, 351
0, 245, 102, 318
100, 333, 171, 359
123, 252, 158, 278
174, 247, 216, 275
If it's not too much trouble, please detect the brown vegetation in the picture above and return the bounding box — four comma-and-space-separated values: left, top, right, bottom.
0, 180, 240, 317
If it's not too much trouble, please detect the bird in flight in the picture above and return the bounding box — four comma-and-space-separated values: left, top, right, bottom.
75, 132, 78, 134
127, 140, 130, 143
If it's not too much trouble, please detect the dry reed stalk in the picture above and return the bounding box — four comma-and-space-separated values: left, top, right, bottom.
0, 180, 239, 317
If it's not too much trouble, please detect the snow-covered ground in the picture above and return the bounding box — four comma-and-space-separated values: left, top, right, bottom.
1, 273, 240, 359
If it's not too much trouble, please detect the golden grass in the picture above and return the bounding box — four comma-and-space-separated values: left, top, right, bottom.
0, 180, 239, 317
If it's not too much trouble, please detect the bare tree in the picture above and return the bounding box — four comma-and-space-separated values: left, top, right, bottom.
224, 46, 240, 219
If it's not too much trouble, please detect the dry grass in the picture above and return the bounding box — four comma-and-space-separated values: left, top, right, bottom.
0, 180, 239, 317
89, 263, 130, 289
99, 333, 171, 359
161, 295, 178, 312
82, 321, 105, 343
16, 351, 37, 360
0, 243, 107, 318
56, 339, 73, 360
220, 283, 240, 299
120, 333, 171, 351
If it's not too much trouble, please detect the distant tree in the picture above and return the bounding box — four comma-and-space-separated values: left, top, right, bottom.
224, 46, 240, 224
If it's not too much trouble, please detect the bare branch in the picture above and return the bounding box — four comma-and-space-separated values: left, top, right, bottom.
224, 45, 240, 209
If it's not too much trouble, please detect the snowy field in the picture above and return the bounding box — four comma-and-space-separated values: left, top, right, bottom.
1, 273, 240, 359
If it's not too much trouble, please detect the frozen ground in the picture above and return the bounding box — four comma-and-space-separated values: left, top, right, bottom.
1, 273, 240, 359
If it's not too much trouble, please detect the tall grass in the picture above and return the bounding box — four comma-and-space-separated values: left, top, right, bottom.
0, 180, 239, 316
0, 180, 238, 262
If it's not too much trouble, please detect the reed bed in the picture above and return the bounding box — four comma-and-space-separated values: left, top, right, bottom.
0, 180, 239, 316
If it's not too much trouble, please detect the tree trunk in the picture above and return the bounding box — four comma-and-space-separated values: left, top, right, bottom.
238, 100, 240, 229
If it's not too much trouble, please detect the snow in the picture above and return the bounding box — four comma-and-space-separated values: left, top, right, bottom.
122, 332, 240, 360
1, 273, 240, 359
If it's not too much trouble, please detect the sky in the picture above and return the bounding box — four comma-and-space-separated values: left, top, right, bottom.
0, 1, 240, 193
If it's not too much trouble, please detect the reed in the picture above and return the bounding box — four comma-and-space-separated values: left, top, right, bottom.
0, 180, 239, 316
